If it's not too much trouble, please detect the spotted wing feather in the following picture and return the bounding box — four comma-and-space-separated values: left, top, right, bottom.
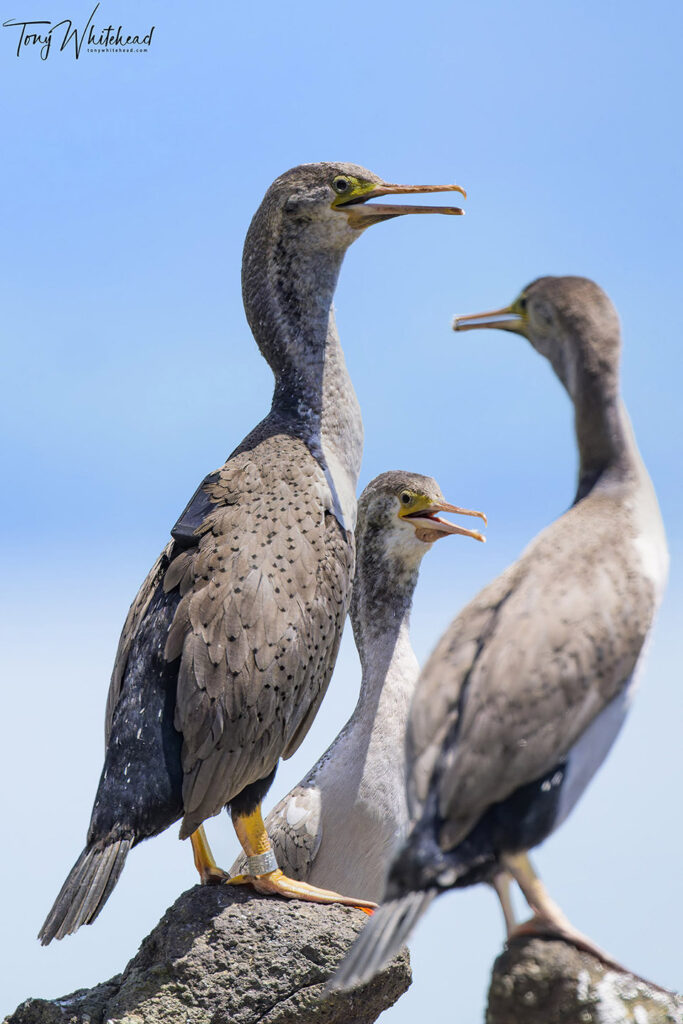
164, 434, 353, 838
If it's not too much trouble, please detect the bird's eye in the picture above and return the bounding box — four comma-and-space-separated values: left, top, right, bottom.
332, 176, 351, 195
400, 491, 412, 506
518, 296, 528, 312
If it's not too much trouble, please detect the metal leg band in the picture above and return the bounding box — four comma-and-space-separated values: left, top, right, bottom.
246, 850, 278, 876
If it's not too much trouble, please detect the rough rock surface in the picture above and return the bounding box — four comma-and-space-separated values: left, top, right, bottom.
6, 886, 410, 1024
11, 891, 681, 1023
487, 937, 683, 1024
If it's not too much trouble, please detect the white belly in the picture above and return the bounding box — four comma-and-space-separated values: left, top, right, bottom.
308, 787, 408, 903
554, 670, 639, 829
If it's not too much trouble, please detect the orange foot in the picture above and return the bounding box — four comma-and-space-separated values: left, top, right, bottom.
226, 868, 377, 909
190, 826, 230, 885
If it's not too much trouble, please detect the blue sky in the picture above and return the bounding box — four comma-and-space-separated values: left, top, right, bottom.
1, 0, 681, 1018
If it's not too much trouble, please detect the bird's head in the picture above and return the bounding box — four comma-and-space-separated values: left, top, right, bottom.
351, 472, 486, 647
358, 471, 486, 575
453, 276, 621, 400
250, 161, 466, 256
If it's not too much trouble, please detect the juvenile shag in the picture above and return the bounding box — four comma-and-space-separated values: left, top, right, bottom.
39, 163, 466, 943
230, 472, 485, 901
331, 276, 668, 989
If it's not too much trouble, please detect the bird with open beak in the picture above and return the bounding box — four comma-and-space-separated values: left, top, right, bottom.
39, 163, 468, 944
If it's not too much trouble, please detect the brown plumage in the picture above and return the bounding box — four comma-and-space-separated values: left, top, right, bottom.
332, 276, 668, 992
410, 487, 656, 849
230, 472, 486, 898
39, 162, 465, 943
165, 436, 352, 837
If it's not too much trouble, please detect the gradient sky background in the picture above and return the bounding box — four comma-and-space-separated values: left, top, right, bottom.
2, 0, 682, 1018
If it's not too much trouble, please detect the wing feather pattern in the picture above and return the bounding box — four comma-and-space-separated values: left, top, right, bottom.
409, 493, 656, 851
161, 434, 353, 838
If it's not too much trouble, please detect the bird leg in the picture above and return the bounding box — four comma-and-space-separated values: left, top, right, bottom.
491, 871, 517, 938
190, 825, 229, 884
501, 852, 628, 973
227, 804, 377, 909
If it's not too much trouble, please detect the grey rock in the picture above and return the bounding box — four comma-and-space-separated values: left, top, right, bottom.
487, 937, 682, 1024
7, 886, 410, 1024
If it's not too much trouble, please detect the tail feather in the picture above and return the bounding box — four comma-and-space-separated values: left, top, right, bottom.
328, 889, 436, 992
38, 838, 132, 945
59, 842, 119, 937
97, 840, 132, 911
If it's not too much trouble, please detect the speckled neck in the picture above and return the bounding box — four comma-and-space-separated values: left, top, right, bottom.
350, 524, 423, 720
241, 208, 363, 531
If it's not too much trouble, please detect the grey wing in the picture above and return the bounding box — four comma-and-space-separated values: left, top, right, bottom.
407, 565, 518, 812
164, 440, 353, 837
104, 542, 174, 746
230, 783, 323, 880
410, 508, 656, 850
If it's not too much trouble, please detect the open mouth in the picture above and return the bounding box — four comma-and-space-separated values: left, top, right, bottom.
402, 503, 487, 543
453, 306, 525, 333
338, 182, 466, 226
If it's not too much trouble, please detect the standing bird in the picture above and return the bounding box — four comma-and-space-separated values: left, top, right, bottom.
39, 163, 466, 944
230, 472, 486, 901
331, 276, 668, 989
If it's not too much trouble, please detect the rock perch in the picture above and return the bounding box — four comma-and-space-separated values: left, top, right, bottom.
9, 886, 410, 1024
487, 937, 682, 1024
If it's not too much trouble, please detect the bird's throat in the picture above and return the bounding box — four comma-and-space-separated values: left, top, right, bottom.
242, 217, 363, 532
573, 387, 635, 501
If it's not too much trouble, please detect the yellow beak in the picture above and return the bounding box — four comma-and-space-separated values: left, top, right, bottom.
452, 305, 524, 333
341, 182, 466, 228
402, 500, 487, 544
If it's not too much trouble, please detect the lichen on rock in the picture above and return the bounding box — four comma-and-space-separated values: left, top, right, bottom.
487, 937, 682, 1024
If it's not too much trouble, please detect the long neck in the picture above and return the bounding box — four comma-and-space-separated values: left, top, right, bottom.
350, 547, 421, 726
242, 216, 363, 529
572, 368, 638, 502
